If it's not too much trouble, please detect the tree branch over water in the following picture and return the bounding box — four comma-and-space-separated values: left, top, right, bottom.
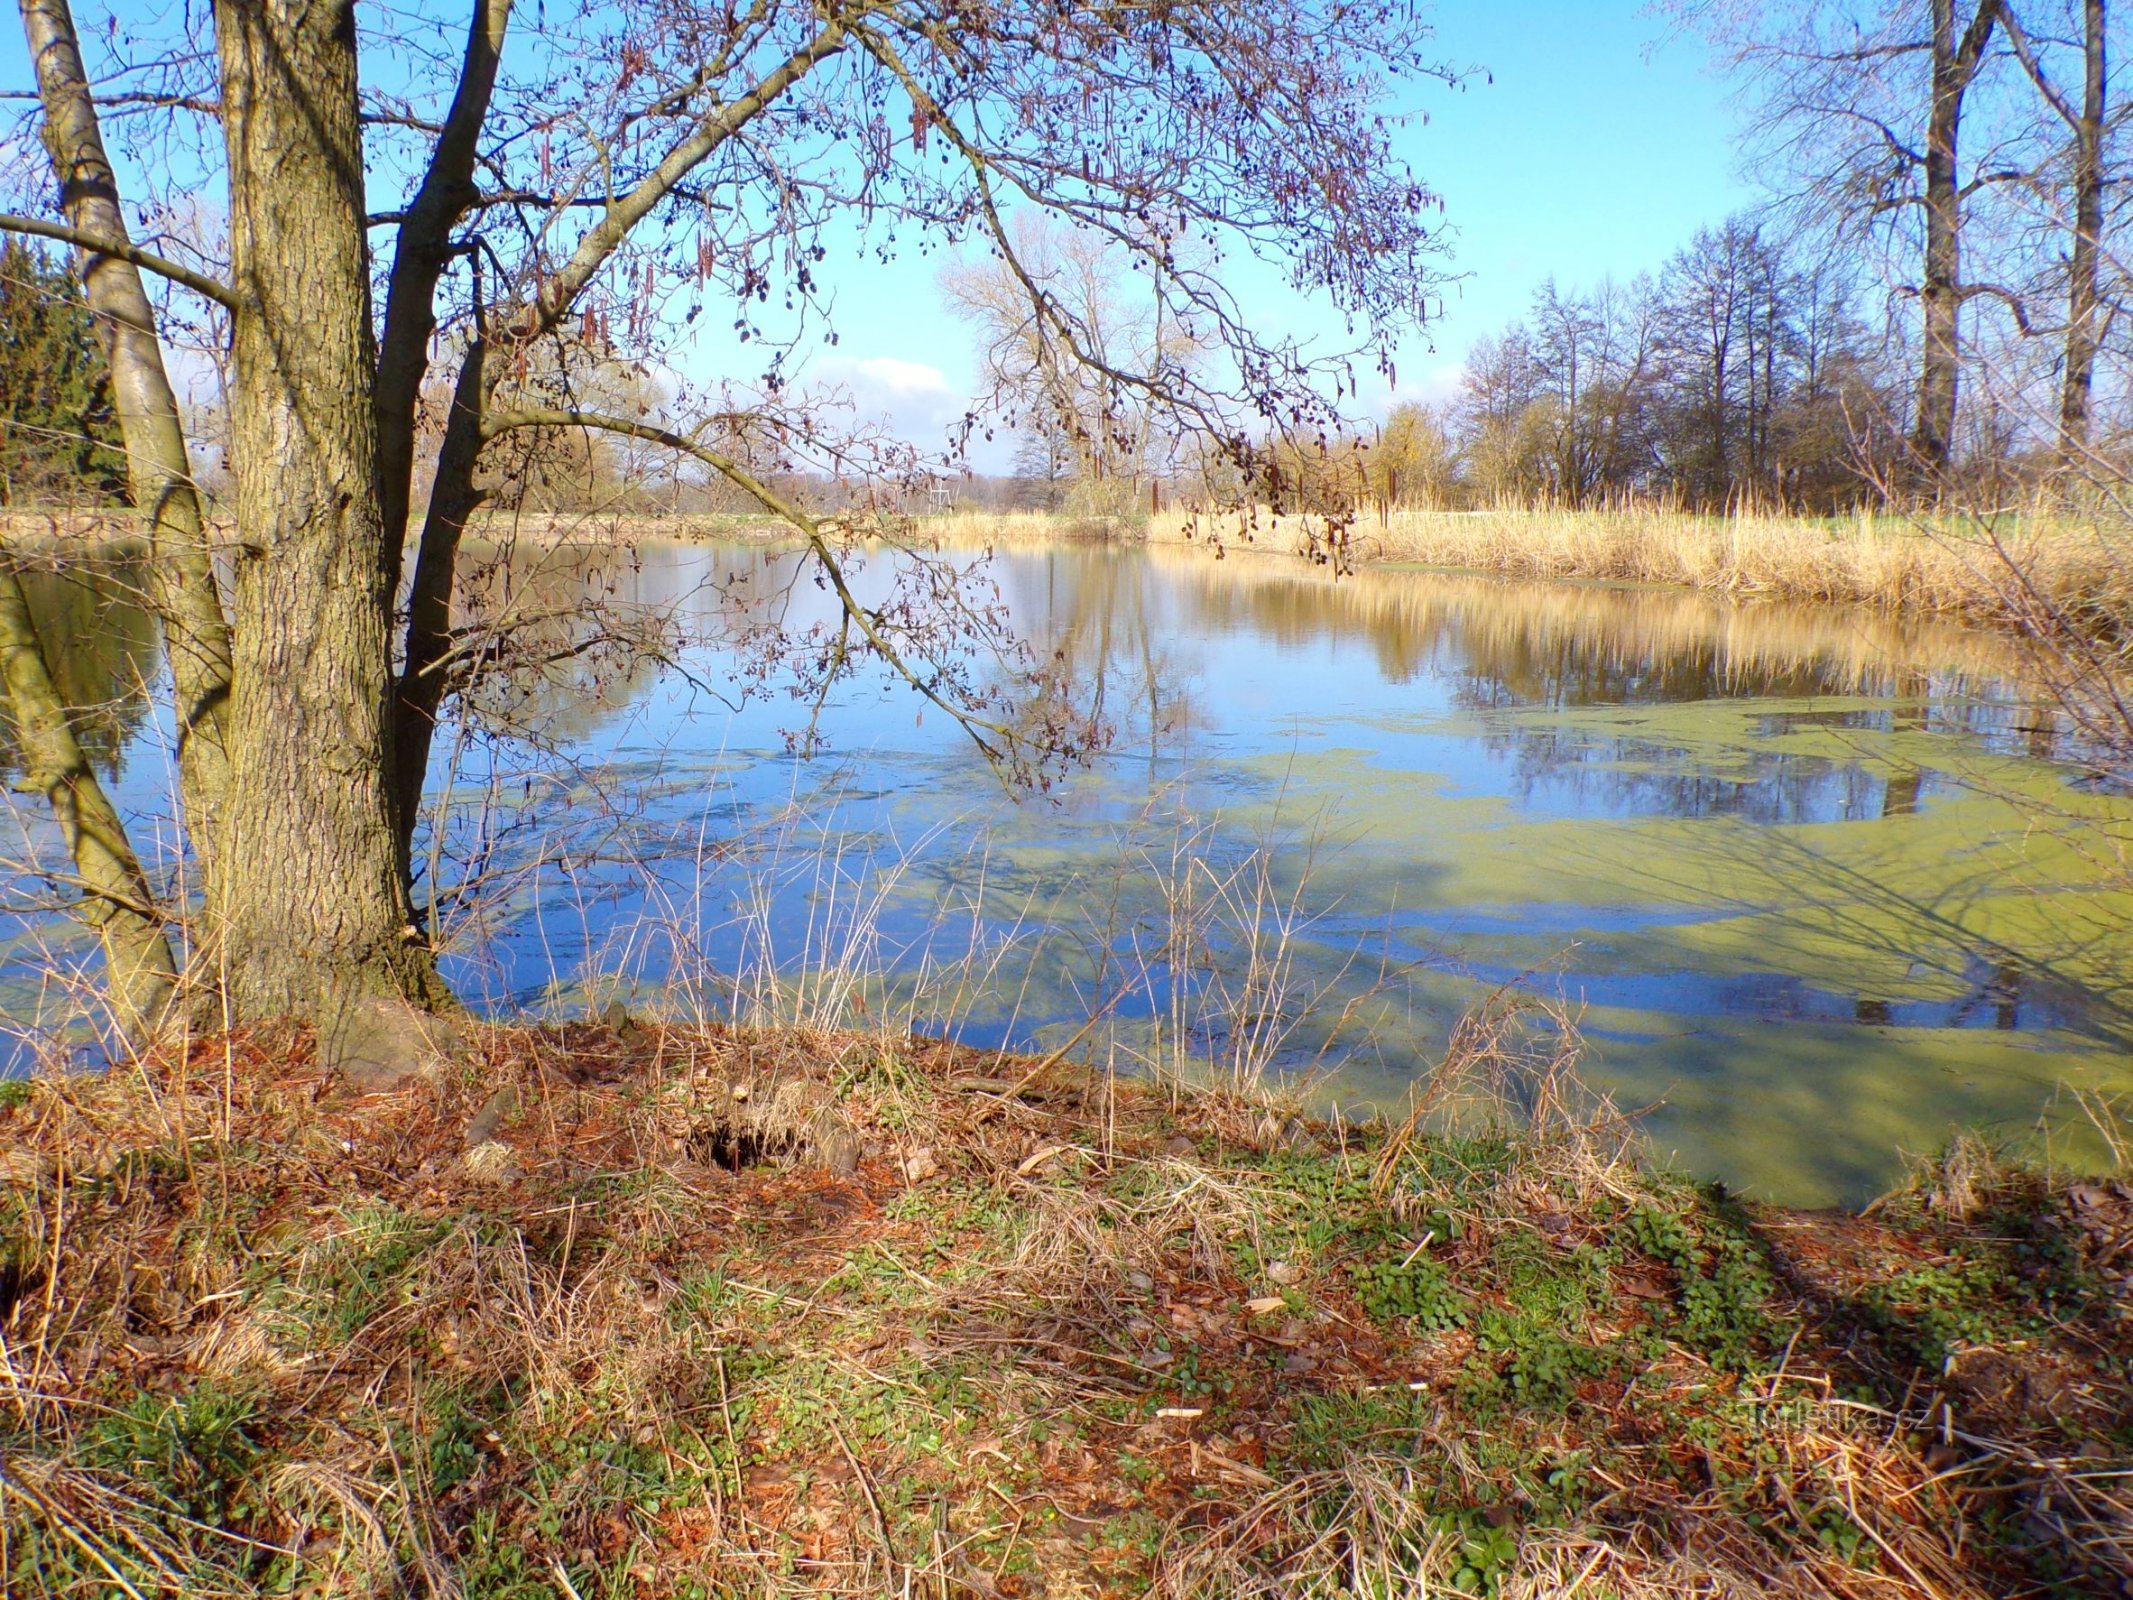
479, 405, 1089, 778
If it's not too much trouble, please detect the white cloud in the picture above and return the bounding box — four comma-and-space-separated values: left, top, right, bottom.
799, 353, 974, 460
849, 356, 951, 394
1356, 358, 1467, 421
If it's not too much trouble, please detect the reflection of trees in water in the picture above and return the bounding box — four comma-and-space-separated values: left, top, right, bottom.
1113, 546, 2087, 824
433, 540, 2072, 795
1139, 540, 2028, 702
0, 554, 159, 782
1478, 679, 2073, 826
991, 546, 1204, 762
443, 538, 751, 745
1482, 725, 1892, 824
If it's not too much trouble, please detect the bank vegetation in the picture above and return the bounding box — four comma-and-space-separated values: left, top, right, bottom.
0, 1008, 2127, 1599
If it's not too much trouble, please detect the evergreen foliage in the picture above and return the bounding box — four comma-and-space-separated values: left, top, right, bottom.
0, 239, 126, 507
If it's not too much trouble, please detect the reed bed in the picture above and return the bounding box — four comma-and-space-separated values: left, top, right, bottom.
1153, 503, 2133, 630
909, 508, 1144, 546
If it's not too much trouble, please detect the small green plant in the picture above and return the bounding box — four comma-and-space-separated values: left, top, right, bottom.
1627, 1203, 1774, 1371
1353, 1252, 1468, 1331
83, 1381, 263, 1524
1463, 1310, 1612, 1413
1808, 1503, 1871, 1566
1434, 1509, 1518, 1595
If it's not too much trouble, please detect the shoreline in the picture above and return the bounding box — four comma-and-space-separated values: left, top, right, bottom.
1145, 504, 2131, 636
3, 1017, 2125, 1596
8, 500, 2122, 626
7, 504, 2123, 662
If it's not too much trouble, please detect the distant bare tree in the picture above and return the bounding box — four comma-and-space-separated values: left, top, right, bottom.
1669, 0, 2015, 476
1528, 275, 1665, 503
1457, 327, 1547, 500
1444, 219, 1895, 509
942, 215, 1199, 514
1998, 0, 2112, 456
1369, 401, 1461, 507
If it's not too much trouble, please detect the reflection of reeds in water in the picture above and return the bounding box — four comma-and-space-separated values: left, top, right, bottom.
1138, 537, 2032, 702
1156, 504, 2133, 631
911, 510, 1143, 546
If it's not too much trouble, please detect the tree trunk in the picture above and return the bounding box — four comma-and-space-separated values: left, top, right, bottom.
21, 0, 235, 874
2060, 0, 2106, 457
391, 339, 488, 879
0, 559, 176, 1040
211, 0, 443, 1017
375, 0, 511, 578
1913, 0, 1997, 478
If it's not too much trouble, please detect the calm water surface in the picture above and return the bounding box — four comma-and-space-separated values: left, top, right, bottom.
7, 538, 2131, 1206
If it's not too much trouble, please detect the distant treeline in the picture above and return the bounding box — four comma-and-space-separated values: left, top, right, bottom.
1248, 220, 1930, 517
1435, 219, 1889, 513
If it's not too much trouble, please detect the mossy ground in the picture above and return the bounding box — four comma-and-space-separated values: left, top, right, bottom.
0, 1022, 2126, 1597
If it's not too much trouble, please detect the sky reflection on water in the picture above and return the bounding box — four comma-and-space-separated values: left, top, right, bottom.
6, 539, 2130, 1206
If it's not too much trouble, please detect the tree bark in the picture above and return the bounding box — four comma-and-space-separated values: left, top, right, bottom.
20, 0, 235, 875
2060, 0, 2106, 455
212, 0, 442, 1016
1913, 0, 1999, 478
2000, 0, 2108, 460
374, 0, 510, 578
0, 559, 176, 1040
390, 338, 486, 876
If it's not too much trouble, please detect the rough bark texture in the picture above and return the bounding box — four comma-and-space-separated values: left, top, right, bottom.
2061, 0, 2106, 454
1912, 0, 1998, 476
212, 0, 442, 1016
391, 340, 487, 876
22, 0, 235, 872
0, 561, 176, 1039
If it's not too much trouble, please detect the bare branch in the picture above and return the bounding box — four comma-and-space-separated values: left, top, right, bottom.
0, 212, 238, 309
480, 405, 1026, 765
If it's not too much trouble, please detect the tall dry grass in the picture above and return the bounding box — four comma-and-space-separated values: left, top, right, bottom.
1154, 502, 2133, 630
909, 508, 1144, 545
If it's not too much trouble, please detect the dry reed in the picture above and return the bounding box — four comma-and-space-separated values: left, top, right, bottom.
1155, 502, 2133, 632
0, 1006, 2122, 1598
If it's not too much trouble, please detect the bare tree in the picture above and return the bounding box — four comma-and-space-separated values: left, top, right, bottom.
943, 214, 1198, 513
0, 0, 1453, 1032
1526, 275, 1664, 503
1659, 219, 1793, 502
1998, 0, 2112, 455
1456, 326, 1546, 500
1670, 0, 2015, 478
1443, 217, 1894, 509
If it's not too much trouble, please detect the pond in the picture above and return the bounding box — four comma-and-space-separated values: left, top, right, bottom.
6, 535, 2131, 1207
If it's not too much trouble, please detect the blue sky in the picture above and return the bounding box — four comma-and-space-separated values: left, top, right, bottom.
1395, 3, 1757, 394
765, 2, 1761, 451
3, 2, 1758, 448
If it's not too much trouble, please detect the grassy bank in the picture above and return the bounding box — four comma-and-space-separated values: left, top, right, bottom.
1149, 506, 2133, 632
1, 1016, 2127, 1597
